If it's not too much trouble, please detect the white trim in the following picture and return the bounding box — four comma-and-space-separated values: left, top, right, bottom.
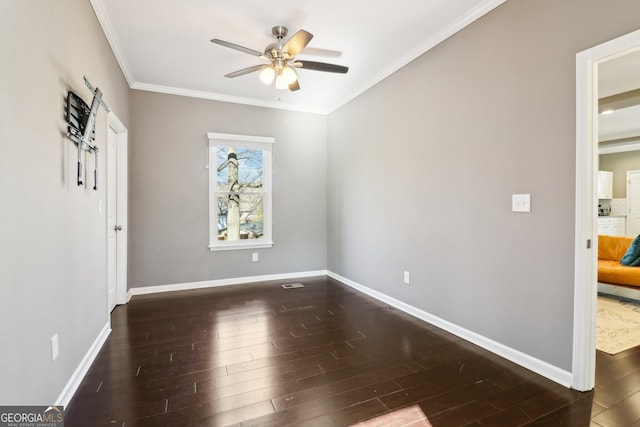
598, 140, 640, 154
598, 282, 640, 301
67, 268, 574, 410
134, 83, 329, 115
574, 28, 640, 392
209, 241, 274, 251
332, 0, 508, 114
107, 112, 129, 306
128, 270, 329, 298
89, 0, 135, 87
91, 0, 505, 115
328, 271, 573, 388
55, 322, 111, 407
208, 133, 273, 251
207, 132, 274, 145
573, 45, 598, 392
140, 1, 506, 115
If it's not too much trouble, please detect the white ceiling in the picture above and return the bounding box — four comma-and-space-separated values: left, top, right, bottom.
599, 104, 640, 142
599, 50, 640, 98
599, 50, 640, 142
90, 0, 507, 114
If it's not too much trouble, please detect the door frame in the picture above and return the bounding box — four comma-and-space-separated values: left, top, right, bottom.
573, 28, 640, 391
107, 112, 128, 309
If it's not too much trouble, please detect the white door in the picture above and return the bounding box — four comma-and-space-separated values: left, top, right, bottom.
627, 170, 640, 237
106, 114, 128, 312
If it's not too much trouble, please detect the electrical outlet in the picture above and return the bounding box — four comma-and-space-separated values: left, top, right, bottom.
252, 253, 259, 262
51, 334, 59, 361
403, 271, 410, 284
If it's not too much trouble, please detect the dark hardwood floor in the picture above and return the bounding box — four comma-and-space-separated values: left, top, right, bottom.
592, 345, 640, 426
63, 276, 639, 426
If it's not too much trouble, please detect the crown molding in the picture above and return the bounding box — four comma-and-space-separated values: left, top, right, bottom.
90, 0, 135, 86
91, 0, 506, 115
131, 82, 329, 115
330, 0, 508, 113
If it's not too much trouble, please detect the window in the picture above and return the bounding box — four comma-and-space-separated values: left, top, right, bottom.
208, 132, 273, 251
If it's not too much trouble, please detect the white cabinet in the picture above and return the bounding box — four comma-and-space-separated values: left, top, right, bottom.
598, 171, 613, 199
598, 216, 625, 236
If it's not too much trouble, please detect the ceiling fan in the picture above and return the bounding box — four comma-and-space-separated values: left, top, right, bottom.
211, 26, 349, 92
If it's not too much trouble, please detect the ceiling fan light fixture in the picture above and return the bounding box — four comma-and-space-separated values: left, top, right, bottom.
282, 66, 297, 84
212, 25, 348, 92
275, 72, 289, 90
259, 66, 275, 85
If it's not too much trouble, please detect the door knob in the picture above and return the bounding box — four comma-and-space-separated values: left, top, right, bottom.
115, 225, 123, 232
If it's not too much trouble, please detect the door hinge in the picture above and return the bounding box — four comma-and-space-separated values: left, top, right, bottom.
587, 239, 591, 249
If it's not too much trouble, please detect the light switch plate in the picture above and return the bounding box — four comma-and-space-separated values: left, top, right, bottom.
512, 194, 531, 212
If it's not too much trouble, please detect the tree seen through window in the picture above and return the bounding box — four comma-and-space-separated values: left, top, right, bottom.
215, 146, 264, 241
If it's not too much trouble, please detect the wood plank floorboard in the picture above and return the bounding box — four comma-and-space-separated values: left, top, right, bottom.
64, 276, 640, 426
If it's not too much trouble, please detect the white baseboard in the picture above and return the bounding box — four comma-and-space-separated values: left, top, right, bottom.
61, 269, 571, 410
598, 282, 640, 301
328, 271, 573, 388
128, 270, 329, 299
56, 321, 111, 407
56, 271, 329, 409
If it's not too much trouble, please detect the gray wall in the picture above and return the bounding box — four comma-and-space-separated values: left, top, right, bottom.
4, 0, 640, 406
327, 0, 640, 371
128, 91, 327, 287
600, 151, 640, 198
0, 1, 129, 404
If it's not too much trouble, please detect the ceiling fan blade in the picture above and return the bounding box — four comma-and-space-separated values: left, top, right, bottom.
296, 60, 349, 74
211, 39, 263, 57
283, 30, 313, 58
224, 65, 266, 78
289, 80, 300, 92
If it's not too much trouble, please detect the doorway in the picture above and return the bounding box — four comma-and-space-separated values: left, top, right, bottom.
106, 112, 128, 312
574, 29, 640, 391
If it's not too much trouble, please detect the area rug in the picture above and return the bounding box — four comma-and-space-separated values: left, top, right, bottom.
597, 295, 640, 355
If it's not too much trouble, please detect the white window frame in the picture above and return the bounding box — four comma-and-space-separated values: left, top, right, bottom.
207, 132, 274, 251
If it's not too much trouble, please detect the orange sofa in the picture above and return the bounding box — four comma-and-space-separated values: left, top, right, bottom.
598, 234, 640, 288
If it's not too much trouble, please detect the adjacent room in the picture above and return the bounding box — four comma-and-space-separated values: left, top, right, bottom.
593, 51, 640, 409
2, 0, 640, 425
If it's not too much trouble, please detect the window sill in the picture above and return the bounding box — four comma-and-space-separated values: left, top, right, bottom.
209, 241, 274, 252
